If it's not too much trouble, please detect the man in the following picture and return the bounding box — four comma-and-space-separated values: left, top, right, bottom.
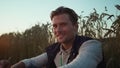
11, 6, 103, 68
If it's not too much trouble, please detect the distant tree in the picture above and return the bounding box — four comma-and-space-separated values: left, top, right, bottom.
104, 5, 120, 38
22, 23, 50, 57
78, 7, 115, 39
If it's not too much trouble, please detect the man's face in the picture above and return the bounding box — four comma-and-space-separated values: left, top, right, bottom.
52, 14, 77, 43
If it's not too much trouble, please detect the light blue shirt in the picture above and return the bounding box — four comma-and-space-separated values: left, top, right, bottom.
22, 40, 102, 68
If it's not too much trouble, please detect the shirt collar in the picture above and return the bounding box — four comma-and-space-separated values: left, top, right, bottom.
60, 45, 72, 55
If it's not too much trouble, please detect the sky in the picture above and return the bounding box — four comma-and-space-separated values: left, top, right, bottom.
0, 0, 120, 35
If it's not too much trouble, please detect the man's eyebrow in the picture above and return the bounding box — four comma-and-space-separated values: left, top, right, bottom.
60, 22, 67, 24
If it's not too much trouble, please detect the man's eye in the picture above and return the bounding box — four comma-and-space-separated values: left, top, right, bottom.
53, 25, 57, 28
61, 23, 67, 26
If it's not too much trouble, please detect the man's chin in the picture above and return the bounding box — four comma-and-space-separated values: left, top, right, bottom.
57, 39, 64, 43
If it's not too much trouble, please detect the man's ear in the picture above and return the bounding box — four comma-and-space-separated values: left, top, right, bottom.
74, 22, 78, 31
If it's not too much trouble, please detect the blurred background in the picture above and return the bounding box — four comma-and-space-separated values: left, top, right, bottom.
0, 0, 120, 68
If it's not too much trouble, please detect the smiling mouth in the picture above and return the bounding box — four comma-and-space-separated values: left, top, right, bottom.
57, 35, 63, 39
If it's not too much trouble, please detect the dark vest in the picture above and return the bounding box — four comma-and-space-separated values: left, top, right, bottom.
45, 35, 105, 68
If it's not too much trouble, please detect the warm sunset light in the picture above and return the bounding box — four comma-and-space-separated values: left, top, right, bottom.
0, 0, 120, 67
0, 0, 119, 35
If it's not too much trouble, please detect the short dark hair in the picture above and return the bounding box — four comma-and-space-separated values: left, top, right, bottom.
50, 6, 78, 24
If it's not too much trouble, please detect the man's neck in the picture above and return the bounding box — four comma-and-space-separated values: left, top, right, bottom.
61, 36, 76, 50
62, 43, 72, 50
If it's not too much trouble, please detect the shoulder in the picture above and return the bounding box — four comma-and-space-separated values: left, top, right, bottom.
81, 39, 101, 47
45, 42, 61, 57
77, 35, 101, 48
45, 42, 60, 51
78, 36, 93, 40
79, 39, 102, 57
76, 36, 93, 44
